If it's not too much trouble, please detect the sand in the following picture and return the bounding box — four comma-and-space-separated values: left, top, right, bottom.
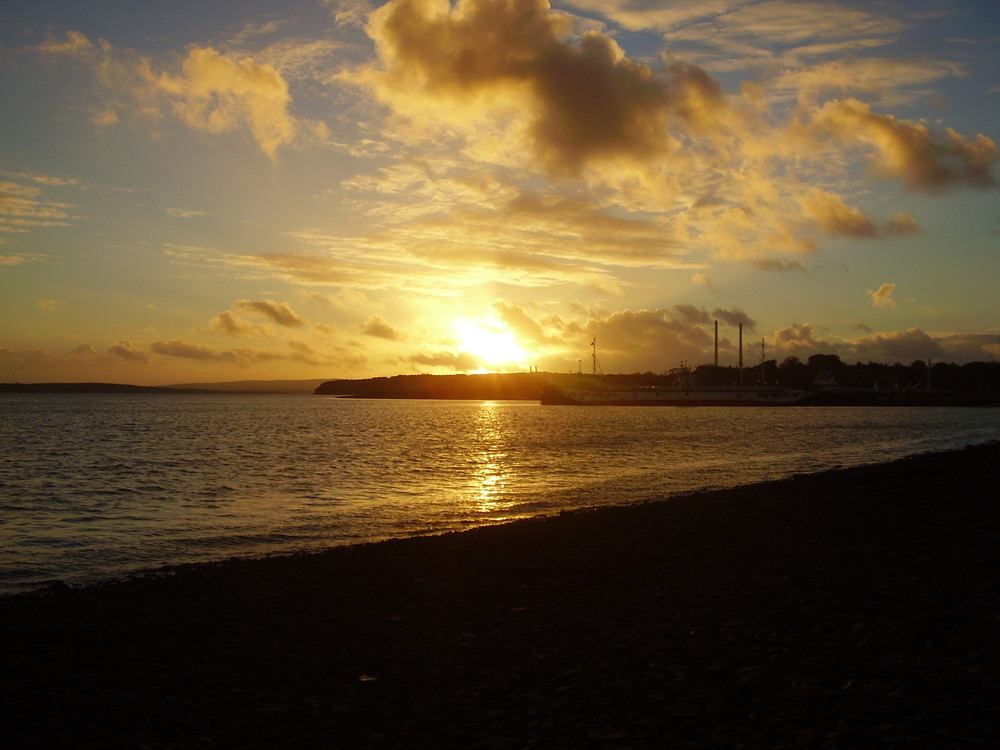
2, 443, 998, 749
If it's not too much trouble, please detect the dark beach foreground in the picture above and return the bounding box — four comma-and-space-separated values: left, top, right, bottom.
2, 445, 998, 749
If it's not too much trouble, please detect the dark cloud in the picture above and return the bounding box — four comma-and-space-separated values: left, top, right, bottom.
150, 339, 306, 366
149, 339, 235, 362
588, 308, 713, 371
771, 325, 996, 365
747, 258, 808, 273
151, 339, 236, 361
529, 31, 671, 175
365, 0, 727, 176
673, 304, 711, 325
712, 307, 755, 330
851, 328, 948, 361
361, 314, 403, 340
235, 299, 304, 327
107, 341, 148, 364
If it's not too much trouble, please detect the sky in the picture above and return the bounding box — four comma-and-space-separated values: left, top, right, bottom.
1, 0, 998, 385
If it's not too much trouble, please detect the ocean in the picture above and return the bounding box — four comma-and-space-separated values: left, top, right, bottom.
2, 393, 997, 595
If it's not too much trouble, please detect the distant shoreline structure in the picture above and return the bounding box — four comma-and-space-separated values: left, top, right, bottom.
4, 359, 1000, 405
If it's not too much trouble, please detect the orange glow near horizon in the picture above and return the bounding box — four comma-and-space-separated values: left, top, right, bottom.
454, 317, 530, 372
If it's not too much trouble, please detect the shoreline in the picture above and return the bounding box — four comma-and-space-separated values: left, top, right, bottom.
2, 443, 997, 747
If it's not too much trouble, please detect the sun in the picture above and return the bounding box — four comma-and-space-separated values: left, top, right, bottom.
454, 317, 530, 371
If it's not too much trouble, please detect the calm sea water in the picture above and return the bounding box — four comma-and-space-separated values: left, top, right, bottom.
1, 393, 997, 594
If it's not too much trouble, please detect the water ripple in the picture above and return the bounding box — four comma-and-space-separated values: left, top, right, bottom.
1, 393, 997, 594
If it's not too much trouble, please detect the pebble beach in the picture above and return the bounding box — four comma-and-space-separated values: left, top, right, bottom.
2, 442, 998, 748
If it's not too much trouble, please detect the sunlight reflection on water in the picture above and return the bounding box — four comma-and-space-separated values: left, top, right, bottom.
468, 401, 517, 514
1, 393, 997, 593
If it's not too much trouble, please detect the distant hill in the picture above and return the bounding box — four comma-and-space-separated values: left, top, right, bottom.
315, 373, 551, 400
0, 382, 196, 394
164, 379, 332, 394
0, 379, 331, 394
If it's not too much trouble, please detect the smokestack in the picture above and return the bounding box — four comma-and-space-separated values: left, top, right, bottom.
714, 320, 718, 367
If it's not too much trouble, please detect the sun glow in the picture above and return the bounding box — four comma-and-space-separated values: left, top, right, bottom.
454, 317, 529, 371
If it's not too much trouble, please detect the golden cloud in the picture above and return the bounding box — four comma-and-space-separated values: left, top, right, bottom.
409, 351, 481, 371
868, 282, 898, 309
209, 311, 267, 338
491, 299, 549, 344
155, 47, 296, 158
814, 99, 998, 193
37, 32, 298, 158
773, 322, 822, 351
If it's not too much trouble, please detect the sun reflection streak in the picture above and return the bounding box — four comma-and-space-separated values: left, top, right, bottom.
468, 401, 517, 514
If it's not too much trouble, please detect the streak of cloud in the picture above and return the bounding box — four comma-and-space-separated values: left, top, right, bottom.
799, 189, 921, 238
151, 339, 236, 362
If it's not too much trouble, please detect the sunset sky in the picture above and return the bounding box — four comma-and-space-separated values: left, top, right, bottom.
2, 0, 998, 385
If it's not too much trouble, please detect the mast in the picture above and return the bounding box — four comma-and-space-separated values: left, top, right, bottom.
714, 320, 718, 367
590, 338, 603, 376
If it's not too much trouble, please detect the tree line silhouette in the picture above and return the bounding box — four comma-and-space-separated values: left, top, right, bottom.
687, 354, 1000, 398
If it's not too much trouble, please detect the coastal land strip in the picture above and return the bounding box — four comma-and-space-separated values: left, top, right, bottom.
2, 443, 998, 748
6, 368, 998, 403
